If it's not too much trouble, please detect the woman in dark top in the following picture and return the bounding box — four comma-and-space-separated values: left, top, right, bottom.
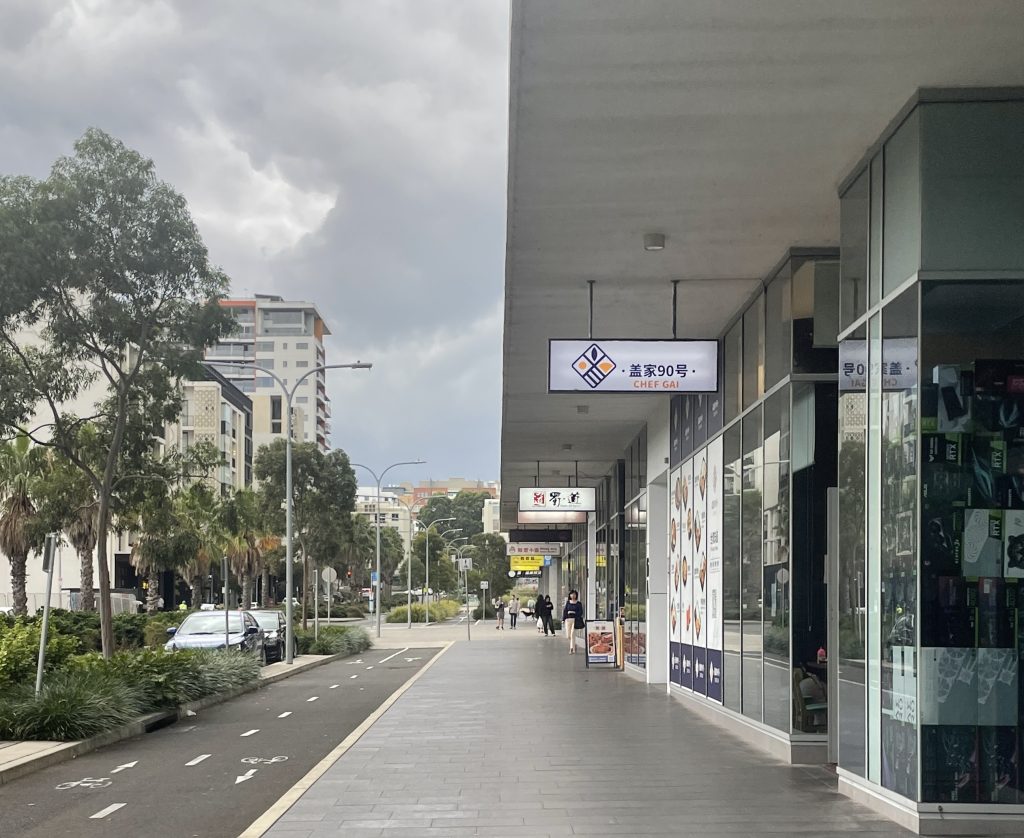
540, 594, 555, 636
562, 590, 584, 654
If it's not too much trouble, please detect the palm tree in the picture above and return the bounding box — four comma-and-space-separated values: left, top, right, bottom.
257, 535, 282, 607
221, 489, 265, 609
176, 485, 224, 609
0, 436, 44, 616
66, 502, 99, 611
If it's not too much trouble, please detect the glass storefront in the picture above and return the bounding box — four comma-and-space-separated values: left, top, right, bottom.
668, 250, 838, 737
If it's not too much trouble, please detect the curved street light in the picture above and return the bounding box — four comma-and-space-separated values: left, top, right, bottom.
352, 460, 426, 638
212, 359, 372, 664
416, 519, 458, 625
450, 542, 477, 641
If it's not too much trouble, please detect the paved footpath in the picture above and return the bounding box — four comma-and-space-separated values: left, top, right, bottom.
261, 626, 914, 838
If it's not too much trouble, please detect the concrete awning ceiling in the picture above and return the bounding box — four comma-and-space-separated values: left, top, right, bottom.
501, 0, 1024, 529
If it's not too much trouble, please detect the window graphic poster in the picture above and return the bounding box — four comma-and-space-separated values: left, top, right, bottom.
705, 436, 724, 703
679, 457, 694, 689
669, 465, 683, 685
692, 453, 708, 696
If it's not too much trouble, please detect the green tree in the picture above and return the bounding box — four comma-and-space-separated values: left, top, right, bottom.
0, 129, 234, 655
254, 441, 356, 627
130, 489, 201, 613
379, 527, 405, 597
410, 528, 457, 594
0, 436, 46, 615
174, 482, 225, 609
466, 532, 513, 599
417, 490, 489, 538
341, 513, 375, 590
221, 488, 268, 610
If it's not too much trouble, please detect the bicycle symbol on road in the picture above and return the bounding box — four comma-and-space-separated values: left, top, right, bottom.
240, 756, 288, 765
56, 777, 112, 790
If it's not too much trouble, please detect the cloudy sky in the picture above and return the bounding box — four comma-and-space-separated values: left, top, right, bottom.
0, 0, 509, 487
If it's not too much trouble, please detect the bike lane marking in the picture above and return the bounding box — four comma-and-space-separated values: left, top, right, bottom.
277, 712, 292, 718
306, 696, 318, 702
186, 754, 211, 766
377, 648, 408, 664
240, 729, 260, 737
89, 803, 126, 819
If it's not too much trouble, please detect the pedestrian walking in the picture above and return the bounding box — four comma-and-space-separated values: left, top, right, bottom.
495, 597, 506, 630
541, 594, 555, 636
562, 590, 584, 654
508, 595, 520, 629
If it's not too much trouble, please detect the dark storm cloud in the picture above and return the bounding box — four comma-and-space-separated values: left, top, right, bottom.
0, 0, 508, 479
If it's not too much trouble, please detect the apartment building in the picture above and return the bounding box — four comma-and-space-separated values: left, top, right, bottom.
205, 294, 332, 452
164, 365, 253, 495
355, 487, 414, 561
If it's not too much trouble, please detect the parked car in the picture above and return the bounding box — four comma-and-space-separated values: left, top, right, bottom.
249, 609, 293, 662
165, 610, 267, 664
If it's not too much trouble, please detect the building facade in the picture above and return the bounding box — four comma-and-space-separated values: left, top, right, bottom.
206, 294, 332, 452
501, 4, 1024, 833
355, 487, 414, 564
164, 365, 254, 495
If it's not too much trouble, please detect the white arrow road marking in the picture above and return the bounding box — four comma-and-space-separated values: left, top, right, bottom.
404, 657, 423, 662
349, 674, 358, 679
110, 761, 137, 774
240, 729, 260, 737
306, 696, 318, 702
365, 665, 374, 670
277, 712, 292, 718
355, 659, 363, 663
90, 804, 126, 819
378, 648, 409, 664
185, 754, 211, 766
329, 684, 339, 689
235, 769, 257, 785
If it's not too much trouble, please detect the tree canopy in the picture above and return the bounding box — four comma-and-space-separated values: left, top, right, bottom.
0, 129, 234, 654
417, 490, 490, 538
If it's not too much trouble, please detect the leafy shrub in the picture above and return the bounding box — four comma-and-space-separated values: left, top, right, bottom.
343, 605, 366, 618
112, 613, 148, 649
388, 600, 462, 623
0, 669, 144, 741
301, 626, 371, 656
190, 649, 260, 696
43, 610, 102, 654
433, 600, 461, 619
143, 611, 188, 647
294, 628, 315, 655
68, 649, 205, 710
0, 620, 80, 690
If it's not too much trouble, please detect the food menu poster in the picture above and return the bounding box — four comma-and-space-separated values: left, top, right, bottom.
705, 435, 724, 704
679, 457, 694, 690
669, 465, 683, 685
586, 620, 617, 666
692, 453, 708, 697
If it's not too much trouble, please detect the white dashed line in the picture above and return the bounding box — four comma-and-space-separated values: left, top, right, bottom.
329, 684, 339, 689
240, 729, 260, 737
185, 754, 211, 766
307, 696, 319, 702
350, 674, 358, 679
365, 665, 374, 670
90, 804, 126, 819
377, 648, 409, 664
277, 712, 292, 718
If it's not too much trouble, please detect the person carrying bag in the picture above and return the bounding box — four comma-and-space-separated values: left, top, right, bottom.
562, 590, 584, 654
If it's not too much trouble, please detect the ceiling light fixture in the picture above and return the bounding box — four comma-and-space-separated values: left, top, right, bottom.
576, 405, 589, 415
643, 232, 666, 251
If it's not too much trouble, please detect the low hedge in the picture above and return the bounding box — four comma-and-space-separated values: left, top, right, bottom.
0, 619, 80, 690
385, 599, 461, 623
295, 625, 372, 656
0, 648, 260, 741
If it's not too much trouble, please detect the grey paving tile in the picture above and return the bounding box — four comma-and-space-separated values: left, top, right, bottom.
264, 637, 916, 838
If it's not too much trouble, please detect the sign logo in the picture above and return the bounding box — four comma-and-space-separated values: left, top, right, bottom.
573, 344, 616, 389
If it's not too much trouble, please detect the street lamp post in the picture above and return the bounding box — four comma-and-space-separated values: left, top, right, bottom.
214, 359, 372, 664
419, 519, 457, 625
352, 461, 426, 638
394, 497, 433, 629
451, 543, 476, 642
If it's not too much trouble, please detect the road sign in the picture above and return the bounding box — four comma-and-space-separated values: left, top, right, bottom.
457, 557, 473, 571
321, 568, 338, 584
370, 571, 379, 583
480, 580, 489, 590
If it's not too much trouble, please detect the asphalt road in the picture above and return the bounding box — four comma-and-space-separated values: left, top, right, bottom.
0, 648, 436, 838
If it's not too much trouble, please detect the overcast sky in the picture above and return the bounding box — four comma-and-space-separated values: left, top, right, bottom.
1, 0, 509, 488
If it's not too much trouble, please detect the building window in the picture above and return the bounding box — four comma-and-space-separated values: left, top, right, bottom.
271, 395, 282, 435
391, 513, 400, 521
296, 396, 309, 404
258, 358, 275, 369
296, 360, 308, 368
296, 342, 309, 350
256, 377, 273, 388
255, 341, 274, 352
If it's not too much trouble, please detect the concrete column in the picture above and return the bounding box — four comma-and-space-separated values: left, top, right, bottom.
586, 512, 597, 619
646, 473, 669, 685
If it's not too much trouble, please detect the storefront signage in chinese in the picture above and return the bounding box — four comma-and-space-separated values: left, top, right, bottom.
507, 542, 564, 556
517, 510, 587, 524
518, 487, 596, 512
548, 339, 718, 393
838, 338, 918, 392
510, 555, 544, 571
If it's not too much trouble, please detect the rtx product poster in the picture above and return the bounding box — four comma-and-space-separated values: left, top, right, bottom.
692, 453, 708, 696
679, 457, 694, 690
